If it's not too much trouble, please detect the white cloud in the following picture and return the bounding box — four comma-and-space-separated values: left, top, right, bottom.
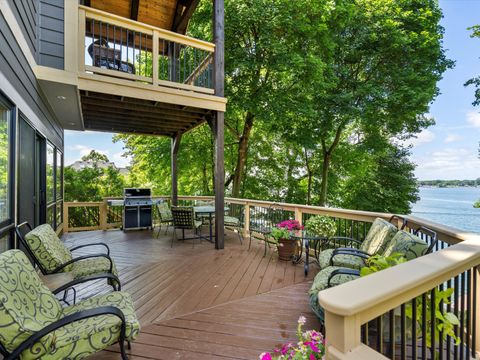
403, 129, 435, 147
444, 134, 461, 143
413, 147, 480, 180
466, 111, 480, 128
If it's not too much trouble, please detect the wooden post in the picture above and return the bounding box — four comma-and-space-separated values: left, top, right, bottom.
63, 203, 69, 233
213, 0, 225, 250
243, 203, 250, 237
171, 134, 182, 206
99, 200, 108, 230
295, 207, 303, 225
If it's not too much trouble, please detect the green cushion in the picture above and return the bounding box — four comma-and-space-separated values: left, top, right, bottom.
224, 216, 240, 226
51, 292, 140, 359
24, 224, 73, 273
72, 257, 119, 281
0, 250, 63, 359
383, 230, 429, 260
309, 293, 324, 323
0, 250, 139, 360
360, 218, 398, 254
309, 266, 359, 295
319, 249, 366, 270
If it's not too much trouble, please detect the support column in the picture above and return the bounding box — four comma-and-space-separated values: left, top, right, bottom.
171, 134, 181, 206
213, 0, 225, 250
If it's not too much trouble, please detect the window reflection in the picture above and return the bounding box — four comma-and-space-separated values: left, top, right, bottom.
47, 143, 54, 204
0, 104, 10, 223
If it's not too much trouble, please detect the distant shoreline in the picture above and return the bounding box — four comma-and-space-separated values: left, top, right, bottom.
418, 180, 479, 188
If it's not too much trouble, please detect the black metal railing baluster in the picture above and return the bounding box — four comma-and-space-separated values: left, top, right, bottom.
422, 293, 427, 360
466, 269, 471, 360
413, 297, 418, 360
460, 272, 465, 360
389, 309, 395, 359
401, 304, 406, 360
454, 275, 459, 359
472, 268, 477, 358
431, 289, 436, 360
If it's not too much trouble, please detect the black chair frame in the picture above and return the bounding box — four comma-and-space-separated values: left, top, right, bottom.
0, 306, 129, 360
15, 222, 121, 291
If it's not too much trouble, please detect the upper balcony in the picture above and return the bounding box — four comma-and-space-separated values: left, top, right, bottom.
35, 2, 226, 136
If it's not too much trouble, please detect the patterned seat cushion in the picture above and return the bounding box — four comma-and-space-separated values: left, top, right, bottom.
0, 250, 63, 360
24, 224, 73, 272
0, 250, 138, 360
309, 266, 359, 295
359, 218, 398, 254
224, 216, 240, 226
318, 218, 397, 270
72, 257, 119, 280
309, 293, 324, 323
383, 230, 429, 260
52, 292, 140, 359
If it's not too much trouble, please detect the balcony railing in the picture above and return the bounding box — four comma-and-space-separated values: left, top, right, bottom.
78, 6, 215, 94
62, 196, 480, 359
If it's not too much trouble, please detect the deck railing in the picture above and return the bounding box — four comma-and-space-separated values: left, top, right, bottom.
78, 6, 215, 94
62, 196, 480, 359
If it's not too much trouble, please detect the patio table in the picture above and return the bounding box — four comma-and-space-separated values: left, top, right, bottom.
193, 206, 229, 243
290, 230, 328, 276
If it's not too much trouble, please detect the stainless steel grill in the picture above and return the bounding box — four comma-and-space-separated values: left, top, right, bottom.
123, 188, 153, 231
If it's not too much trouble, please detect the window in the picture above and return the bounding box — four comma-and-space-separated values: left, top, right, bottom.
0, 102, 10, 224
46, 143, 55, 204
56, 151, 63, 200
0, 93, 14, 252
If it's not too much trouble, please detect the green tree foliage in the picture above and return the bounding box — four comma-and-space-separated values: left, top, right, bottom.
465, 25, 480, 106
64, 151, 125, 202
113, 0, 451, 214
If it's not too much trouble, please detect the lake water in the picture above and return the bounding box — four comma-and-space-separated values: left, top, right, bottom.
411, 187, 480, 234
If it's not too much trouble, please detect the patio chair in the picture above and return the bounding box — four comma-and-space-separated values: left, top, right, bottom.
317, 216, 406, 271
0, 250, 139, 360
171, 206, 204, 248
309, 227, 437, 322
224, 214, 244, 244
15, 222, 120, 290
155, 202, 173, 237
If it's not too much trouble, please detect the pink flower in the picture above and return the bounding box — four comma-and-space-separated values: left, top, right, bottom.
310, 354, 316, 360
259, 352, 272, 360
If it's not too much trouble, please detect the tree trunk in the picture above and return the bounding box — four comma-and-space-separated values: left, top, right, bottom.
319, 152, 330, 206
232, 112, 254, 197
304, 148, 313, 205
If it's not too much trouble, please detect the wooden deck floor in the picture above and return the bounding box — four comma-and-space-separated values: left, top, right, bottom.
62, 228, 320, 359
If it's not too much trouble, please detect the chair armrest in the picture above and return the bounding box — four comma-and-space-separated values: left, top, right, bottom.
332, 250, 370, 264
52, 272, 121, 294
328, 236, 363, 247
327, 268, 361, 288
332, 248, 370, 256
5, 306, 126, 360
69, 243, 110, 256
52, 254, 114, 274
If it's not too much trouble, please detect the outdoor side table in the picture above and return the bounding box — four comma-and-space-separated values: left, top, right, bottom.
290, 231, 328, 276
193, 206, 229, 243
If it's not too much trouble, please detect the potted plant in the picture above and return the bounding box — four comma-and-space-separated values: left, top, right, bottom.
271, 219, 303, 261
304, 215, 337, 238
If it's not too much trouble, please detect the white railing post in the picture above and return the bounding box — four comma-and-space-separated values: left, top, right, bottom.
63, 203, 69, 233
295, 206, 302, 225
152, 31, 159, 85
78, 7, 86, 73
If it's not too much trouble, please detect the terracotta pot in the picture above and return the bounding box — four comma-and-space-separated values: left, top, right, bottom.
277, 237, 296, 261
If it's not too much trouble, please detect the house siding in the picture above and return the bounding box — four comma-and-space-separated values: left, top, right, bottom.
38, 0, 65, 69
0, 12, 63, 148
7, 0, 37, 56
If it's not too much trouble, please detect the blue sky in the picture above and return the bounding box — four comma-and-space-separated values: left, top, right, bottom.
65, 0, 480, 180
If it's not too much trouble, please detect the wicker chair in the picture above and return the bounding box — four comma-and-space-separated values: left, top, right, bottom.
155, 202, 173, 237
171, 206, 205, 248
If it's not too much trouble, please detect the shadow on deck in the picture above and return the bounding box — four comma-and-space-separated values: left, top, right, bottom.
63, 228, 320, 359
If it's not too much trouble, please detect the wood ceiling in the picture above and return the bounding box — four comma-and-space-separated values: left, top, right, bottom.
87, 0, 200, 34
80, 91, 213, 136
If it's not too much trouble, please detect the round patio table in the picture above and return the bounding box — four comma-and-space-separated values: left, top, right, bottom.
193, 206, 229, 243
290, 230, 328, 276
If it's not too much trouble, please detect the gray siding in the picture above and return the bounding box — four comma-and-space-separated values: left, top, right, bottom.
0, 12, 63, 149
38, 0, 65, 69
7, 0, 37, 55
